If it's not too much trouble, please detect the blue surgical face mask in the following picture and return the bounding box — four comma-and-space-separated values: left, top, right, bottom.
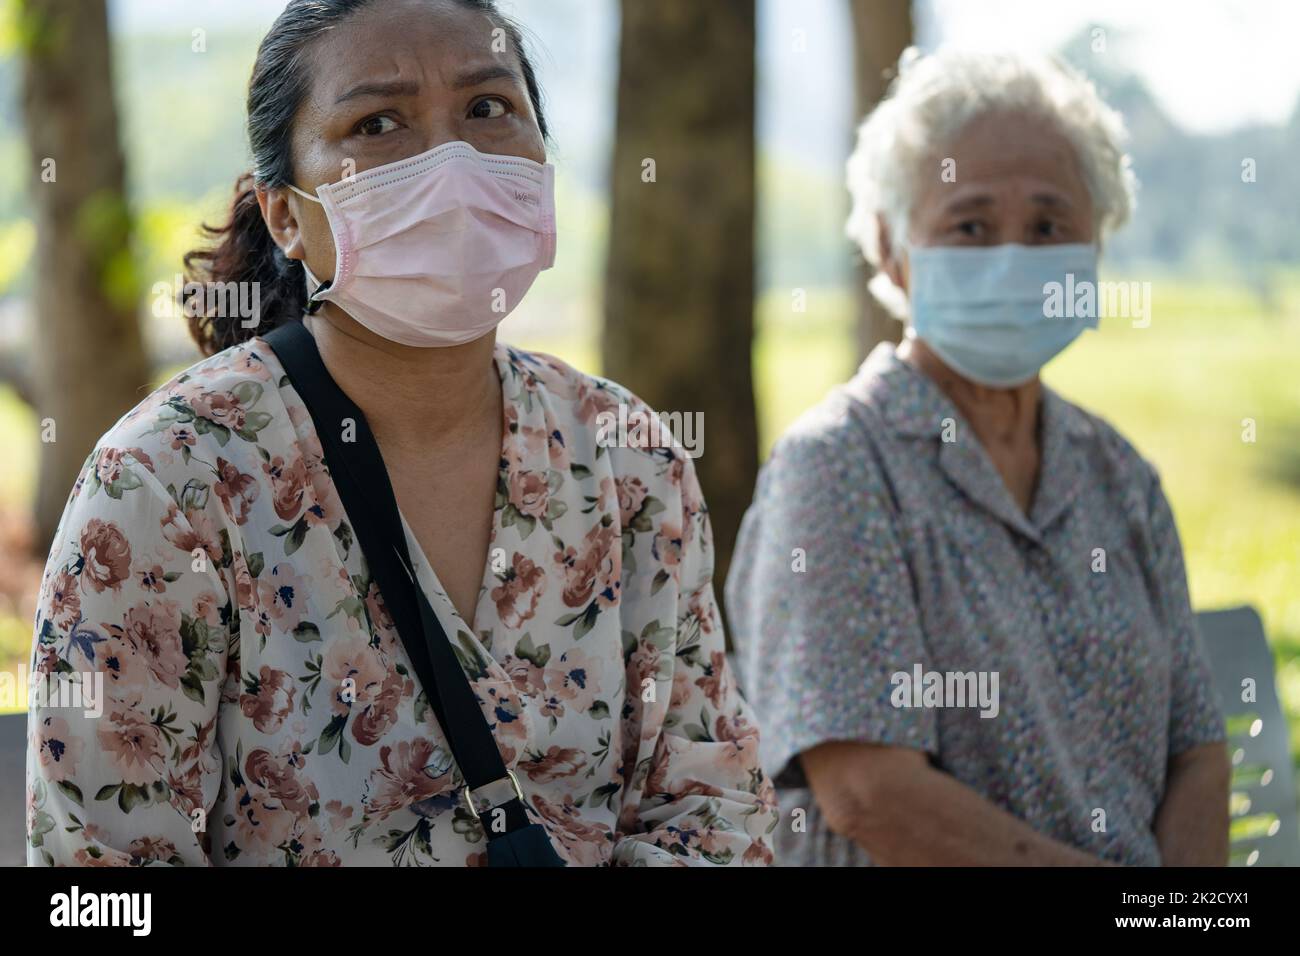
906, 242, 1100, 388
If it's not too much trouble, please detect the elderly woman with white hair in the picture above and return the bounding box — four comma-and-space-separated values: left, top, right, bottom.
725, 49, 1229, 866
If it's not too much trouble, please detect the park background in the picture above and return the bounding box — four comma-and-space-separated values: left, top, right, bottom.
0, 0, 1297, 858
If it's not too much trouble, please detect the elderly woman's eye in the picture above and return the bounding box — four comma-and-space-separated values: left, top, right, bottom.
470, 97, 509, 120
357, 114, 400, 137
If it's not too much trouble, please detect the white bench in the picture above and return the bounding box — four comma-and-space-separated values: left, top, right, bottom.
1196, 606, 1300, 866
0, 711, 24, 866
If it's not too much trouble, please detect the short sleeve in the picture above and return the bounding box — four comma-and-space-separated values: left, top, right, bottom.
26, 445, 231, 866
1145, 473, 1226, 756
724, 420, 936, 788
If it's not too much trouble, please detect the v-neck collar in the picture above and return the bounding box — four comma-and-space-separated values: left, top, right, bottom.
297, 318, 554, 663
851, 343, 1095, 544
397, 510, 499, 672
391, 341, 550, 665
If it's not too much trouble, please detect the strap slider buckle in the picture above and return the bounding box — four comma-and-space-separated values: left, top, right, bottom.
461, 769, 525, 821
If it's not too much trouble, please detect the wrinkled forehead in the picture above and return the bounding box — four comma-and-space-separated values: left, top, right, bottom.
914, 109, 1092, 217
299, 0, 522, 112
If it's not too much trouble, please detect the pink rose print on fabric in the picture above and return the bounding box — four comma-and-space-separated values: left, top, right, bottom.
616, 476, 649, 527
117, 598, 188, 689
213, 457, 260, 525
491, 553, 547, 629
79, 519, 132, 594
239, 666, 297, 734
159, 501, 222, 564
364, 737, 455, 818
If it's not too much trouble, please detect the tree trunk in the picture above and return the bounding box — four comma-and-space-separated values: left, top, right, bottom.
849, 0, 913, 359
19, 0, 151, 553
603, 0, 757, 603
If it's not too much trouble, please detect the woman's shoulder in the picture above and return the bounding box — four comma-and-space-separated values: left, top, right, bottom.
1045, 389, 1154, 468
93, 339, 287, 480
1045, 388, 1165, 505
497, 342, 691, 459
496, 341, 638, 415
763, 352, 901, 478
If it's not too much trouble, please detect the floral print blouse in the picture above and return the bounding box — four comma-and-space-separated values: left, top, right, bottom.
26, 334, 778, 867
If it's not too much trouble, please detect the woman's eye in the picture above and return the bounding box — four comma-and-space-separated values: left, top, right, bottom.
357, 114, 399, 137
955, 220, 984, 239
1035, 219, 1062, 239
470, 97, 509, 120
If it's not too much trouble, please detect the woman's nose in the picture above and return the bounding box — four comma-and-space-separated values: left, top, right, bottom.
421, 125, 467, 152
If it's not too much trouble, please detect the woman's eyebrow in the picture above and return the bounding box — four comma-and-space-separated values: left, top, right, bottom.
1030, 192, 1073, 209
451, 64, 523, 89
334, 79, 421, 104
940, 194, 994, 215
332, 67, 521, 105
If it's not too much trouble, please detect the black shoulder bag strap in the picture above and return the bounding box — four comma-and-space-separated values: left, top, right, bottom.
264, 321, 564, 867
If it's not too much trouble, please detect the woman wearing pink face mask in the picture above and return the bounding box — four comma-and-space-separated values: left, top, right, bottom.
26, 0, 777, 868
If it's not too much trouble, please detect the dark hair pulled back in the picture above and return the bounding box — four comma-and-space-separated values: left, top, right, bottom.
181, 0, 548, 356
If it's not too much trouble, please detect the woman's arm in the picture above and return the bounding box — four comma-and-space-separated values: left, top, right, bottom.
803, 742, 1113, 866
1154, 742, 1231, 866
27, 445, 231, 866
1144, 471, 1230, 864
609, 455, 779, 866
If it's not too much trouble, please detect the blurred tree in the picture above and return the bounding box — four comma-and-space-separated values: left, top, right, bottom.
18, 0, 150, 553
603, 0, 757, 602
849, 0, 912, 359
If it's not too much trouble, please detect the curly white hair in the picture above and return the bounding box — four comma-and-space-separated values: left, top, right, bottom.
846, 47, 1139, 317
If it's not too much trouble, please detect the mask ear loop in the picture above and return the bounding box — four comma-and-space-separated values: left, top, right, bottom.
285, 184, 332, 316
303, 279, 331, 316
287, 183, 322, 204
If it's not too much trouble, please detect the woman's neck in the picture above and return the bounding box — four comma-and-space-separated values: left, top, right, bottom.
304, 306, 502, 453
898, 337, 1042, 450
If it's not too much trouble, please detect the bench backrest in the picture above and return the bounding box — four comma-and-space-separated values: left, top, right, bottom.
1196, 606, 1300, 866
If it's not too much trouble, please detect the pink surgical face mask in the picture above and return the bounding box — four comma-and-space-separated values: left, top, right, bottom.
289, 140, 556, 348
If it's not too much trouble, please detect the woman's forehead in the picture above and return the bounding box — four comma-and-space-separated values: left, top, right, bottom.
918, 112, 1089, 210
301, 0, 512, 103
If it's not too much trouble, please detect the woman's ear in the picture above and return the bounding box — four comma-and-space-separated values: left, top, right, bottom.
256, 185, 306, 262
877, 215, 908, 295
